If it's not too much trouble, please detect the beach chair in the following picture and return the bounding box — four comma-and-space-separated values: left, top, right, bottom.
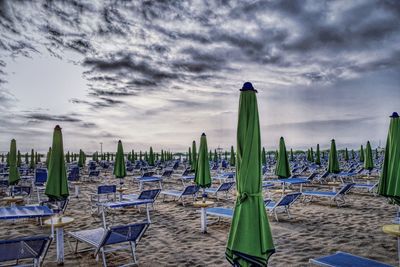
123, 189, 161, 210
310, 251, 393, 267
205, 207, 233, 223
33, 168, 47, 203
180, 169, 195, 186
264, 192, 302, 221
353, 181, 379, 195
160, 185, 199, 206
205, 181, 235, 200
90, 185, 117, 213
68, 222, 149, 267
10, 186, 32, 204
88, 170, 100, 182
302, 183, 355, 207
313, 171, 330, 183
0, 235, 52, 267
135, 171, 163, 191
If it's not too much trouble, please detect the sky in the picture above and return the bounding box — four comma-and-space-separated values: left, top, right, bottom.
0, 0, 399, 153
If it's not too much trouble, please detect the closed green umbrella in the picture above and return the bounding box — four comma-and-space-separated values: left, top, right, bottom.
315, 144, 321, 165
351, 149, 355, 160
364, 141, 374, 171
345, 148, 349, 161
113, 140, 126, 185
17, 150, 21, 167
226, 82, 274, 266
194, 133, 211, 190
30, 149, 35, 169
45, 125, 69, 200
78, 149, 84, 167
310, 147, 314, 162
290, 148, 294, 161
328, 139, 340, 173
8, 139, 20, 185
149, 147, 155, 166
192, 141, 197, 170
375, 148, 379, 160
46, 147, 52, 168
307, 149, 311, 161
275, 137, 291, 178
262, 147, 267, 166
66, 151, 70, 163
360, 145, 365, 162
230, 146, 235, 166
378, 112, 400, 204
24, 152, 29, 165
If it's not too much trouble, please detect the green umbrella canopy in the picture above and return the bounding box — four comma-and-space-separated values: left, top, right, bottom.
315, 144, 321, 165
30, 149, 35, 169
45, 125, 69, 200
34, 152, 38, 164
262, 147, 267, 166
230, 146, 235, 166
213, 149, 218, 162
24, 152, 29, 165
192, 141, 197, 170
310, 147, 314, 162
224, 151, 228, 160
351, 149, 355, 160
328, 139, 340, 173
17, 150, 21, 167
290, 148, 294, 161
378, 112, 400, 204
149, 147, 155, 166
345, 148, 349, 161
65, 151, 69, 163
375, 148, 379, 160
307, 149, 311, 161
275, 137, 291, 178
360, 145, 365, 162
8, 139, 20, 185
78, 149, 84, 167
194, 133, 211, 188
364, 141, 374, 171
113, 140, 126, 178
226, 83, 274, 266
46, 147, 52, 168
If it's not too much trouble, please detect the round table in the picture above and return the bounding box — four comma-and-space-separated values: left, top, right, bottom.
3, 196, 24, 207
117, 187, 128, 201
193, 200, 214, 233
383, 224, 400, 265
44, 216, 74, 265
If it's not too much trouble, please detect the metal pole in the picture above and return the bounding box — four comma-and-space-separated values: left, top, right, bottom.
100, 142, 103, 155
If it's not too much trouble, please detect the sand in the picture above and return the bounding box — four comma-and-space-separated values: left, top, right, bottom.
0, 171, 397, 267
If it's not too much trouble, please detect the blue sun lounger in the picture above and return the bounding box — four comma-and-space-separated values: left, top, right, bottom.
353, 182, 379, 194
205, 181, 235, 200
0, 235, 52, 267
206, 207, 233, 220
68, 222, 149, 267
264, 192, 302, 221
0, 205, 53, 220
310, 251, 393, 267
97, 199, 154, 227
160, 185, 199, 206
302, 183, 355, 207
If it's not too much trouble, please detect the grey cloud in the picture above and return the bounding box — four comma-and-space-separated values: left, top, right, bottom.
25, 113, 81, 122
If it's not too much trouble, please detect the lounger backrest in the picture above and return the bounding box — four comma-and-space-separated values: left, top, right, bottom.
11, 186, 31, 196
277, 192, 302, 207
0, 180, 8, 187
142, 171, 154, 177
308, 172, 318, 180
96, 223, 149, 255
98, 185, 116, 194
337, 183, 355, 195
182, 185, 199, 195
138, 189, 161, 200
0, 235, 52, 263
35, 168, 47, 184
161, 170, 173, 177
218, 182, 235, 192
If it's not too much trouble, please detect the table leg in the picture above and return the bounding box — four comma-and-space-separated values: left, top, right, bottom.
74, 185, 79, 198
56, 227, 64, 265
201, 207, 207, 233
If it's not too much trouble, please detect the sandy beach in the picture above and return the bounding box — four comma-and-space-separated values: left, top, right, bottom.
0, 170, 397, 267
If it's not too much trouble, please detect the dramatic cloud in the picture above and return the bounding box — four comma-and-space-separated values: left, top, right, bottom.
0, 0, 399, 151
